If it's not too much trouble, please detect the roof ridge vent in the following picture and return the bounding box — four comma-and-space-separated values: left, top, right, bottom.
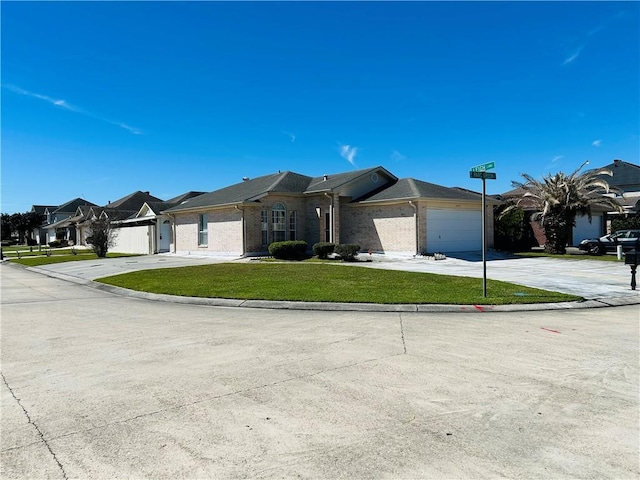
323, 174, 329, 181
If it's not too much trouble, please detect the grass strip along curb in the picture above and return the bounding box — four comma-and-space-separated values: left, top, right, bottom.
96, 263, 580, 305
9, 253, 138, 266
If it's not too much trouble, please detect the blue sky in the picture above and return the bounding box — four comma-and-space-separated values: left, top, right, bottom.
2, 1, 638, 213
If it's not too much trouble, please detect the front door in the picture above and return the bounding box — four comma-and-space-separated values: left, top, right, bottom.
159, 220, 171, 252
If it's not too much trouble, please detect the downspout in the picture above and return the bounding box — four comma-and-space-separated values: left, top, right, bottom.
409, 201, 418, 256
323, 192, 334, 243
235, 205, 246, 256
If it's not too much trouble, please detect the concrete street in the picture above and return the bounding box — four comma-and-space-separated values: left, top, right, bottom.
1, 263, 638, 479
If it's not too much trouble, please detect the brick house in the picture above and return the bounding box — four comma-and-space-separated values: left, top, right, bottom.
163, 166, 497, 256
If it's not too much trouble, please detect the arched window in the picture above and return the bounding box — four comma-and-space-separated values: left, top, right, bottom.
272, 203, 286, 242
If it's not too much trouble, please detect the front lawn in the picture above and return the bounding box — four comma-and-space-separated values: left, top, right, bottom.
96, 263, 580, 305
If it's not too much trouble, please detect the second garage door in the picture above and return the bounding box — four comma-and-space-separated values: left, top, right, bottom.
427, 208, 482, 253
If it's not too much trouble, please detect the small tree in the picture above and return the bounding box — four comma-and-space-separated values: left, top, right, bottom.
86, 217, 117, 258
1, 213, 12, 240
494, 204, 525, 251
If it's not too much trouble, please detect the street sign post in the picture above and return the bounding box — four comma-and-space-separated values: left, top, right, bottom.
469, 164, 497, 297
469, 171, 496, 179
470, 161, 495, 173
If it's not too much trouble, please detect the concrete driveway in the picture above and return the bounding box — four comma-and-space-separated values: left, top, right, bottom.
1, 265, 638, 479
25, 251, 640, 305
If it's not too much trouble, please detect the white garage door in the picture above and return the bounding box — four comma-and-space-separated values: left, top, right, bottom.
427, 208, 482, 253
573, 214, 602, 246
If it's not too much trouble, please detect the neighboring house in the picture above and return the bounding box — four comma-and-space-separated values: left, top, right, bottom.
29, 204, 56, 244
41, 198, 97, 244
89, 191, 164, 253
109, 191, 205, 254
163, 166, 497, 256
498, 159, 640, 247
598, 159, 640, 231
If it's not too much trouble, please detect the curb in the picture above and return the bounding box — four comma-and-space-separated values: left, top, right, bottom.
18, 263, 640, 313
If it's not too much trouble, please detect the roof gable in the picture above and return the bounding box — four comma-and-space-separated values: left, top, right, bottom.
357, 178, 486, 203
304, 166, 396, 194
31, 205, 57, 215
52, 198, 97, 214
598, 160, 640, 191
105, 191, 164, 211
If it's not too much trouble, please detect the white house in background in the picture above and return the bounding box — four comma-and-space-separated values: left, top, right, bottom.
109, 192, 205, 255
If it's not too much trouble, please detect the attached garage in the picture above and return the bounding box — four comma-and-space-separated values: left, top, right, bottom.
572, 214, 603, 246
427, 208, 482, 253
110, 224, 154, 254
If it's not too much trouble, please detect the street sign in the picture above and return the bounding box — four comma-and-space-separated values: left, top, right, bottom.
468, 166, 497, 298
470, 171, 497, 179
470, 161, 495, 173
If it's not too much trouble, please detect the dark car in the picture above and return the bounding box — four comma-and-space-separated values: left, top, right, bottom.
579, 230, 640, 255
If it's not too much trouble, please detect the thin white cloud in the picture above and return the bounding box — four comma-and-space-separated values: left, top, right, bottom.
281, 130, 296, 143
339, 144, 358, 166
592, 139, 602, 147
563, 45, 584, 65
5, 84, 81, 112
391, 150, 407, 162
552, 155, 563, 163
3, 84, 141, 135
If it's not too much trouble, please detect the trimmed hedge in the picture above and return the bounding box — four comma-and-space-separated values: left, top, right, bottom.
335, 243, 361, 261
268, 240, 308, 260
313, 242, 335, 259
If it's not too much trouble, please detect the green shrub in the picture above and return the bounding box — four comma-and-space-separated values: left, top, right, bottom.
335, 243, 361, 261
312, 242, 335, 259
268, 240, 308, 260
48, 240, 62, 248
612, 214, 640, 231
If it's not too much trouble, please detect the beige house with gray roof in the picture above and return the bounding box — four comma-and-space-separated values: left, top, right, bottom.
163, 166, 498, 256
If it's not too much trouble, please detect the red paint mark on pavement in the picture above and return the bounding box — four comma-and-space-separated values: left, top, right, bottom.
541, 327, 561, 334
474, 305, 484, 312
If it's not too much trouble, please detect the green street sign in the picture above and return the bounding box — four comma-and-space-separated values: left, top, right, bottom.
470, 171, 497, 179
470, 161, 495, 172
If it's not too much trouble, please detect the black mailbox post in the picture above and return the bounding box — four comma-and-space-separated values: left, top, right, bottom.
625, 239, 640, 290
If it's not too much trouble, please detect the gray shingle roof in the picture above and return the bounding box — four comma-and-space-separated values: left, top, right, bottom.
598, 160, 640, 191
165, 191, 206, 204
52, 198, 97, 214
305, 166, 392, 193
357, 178, 484, 203
105, 191, 164, 211
164, 171, 313, 212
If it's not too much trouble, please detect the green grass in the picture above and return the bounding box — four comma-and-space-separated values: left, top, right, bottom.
514, 251, 623, 262
96, 263, 580, 305
10, 253, 138, 266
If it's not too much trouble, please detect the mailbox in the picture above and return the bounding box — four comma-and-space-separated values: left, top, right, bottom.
625, 241, 640, 290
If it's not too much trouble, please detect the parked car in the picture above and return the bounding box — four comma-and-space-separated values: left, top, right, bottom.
579, 230, 640, 255
1, 238, 19, 246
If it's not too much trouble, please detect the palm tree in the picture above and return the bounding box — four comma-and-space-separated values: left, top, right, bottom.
505, 165, 623, 254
